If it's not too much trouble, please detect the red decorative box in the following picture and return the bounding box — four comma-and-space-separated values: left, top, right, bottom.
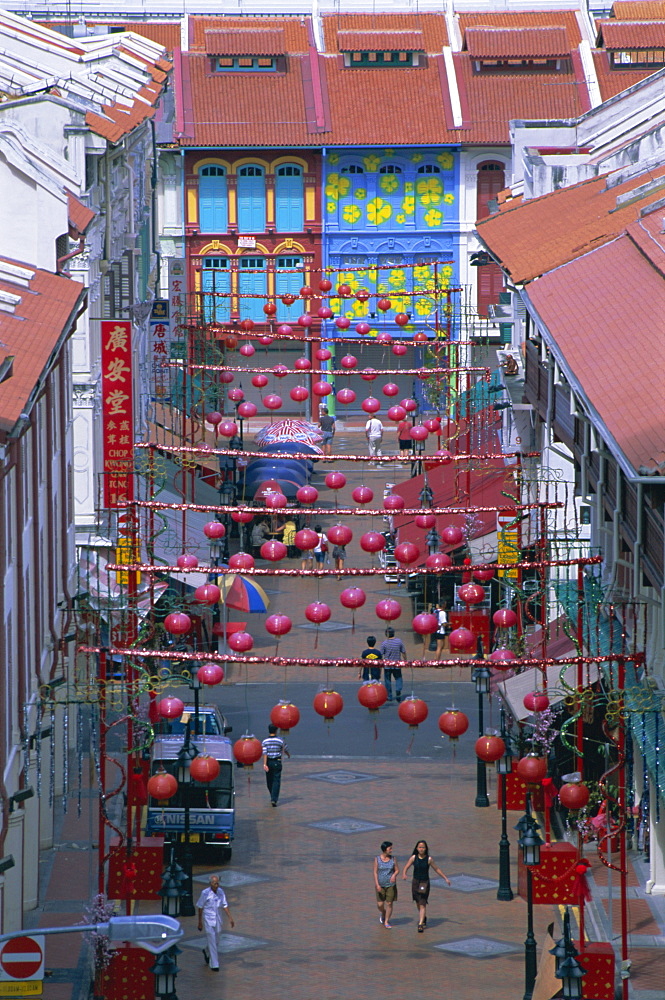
579, 942, 615, 999
97, 944, 154, 1000
518, 842, 578, 904
449, 611, 490, 648
107, 836, 164, 900
497, 767, 545, 812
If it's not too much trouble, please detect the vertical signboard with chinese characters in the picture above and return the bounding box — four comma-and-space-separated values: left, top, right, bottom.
168, 258, 187, 360
497, 511, 519, 579
149, 299, 170, 399
101, 320, 135, 509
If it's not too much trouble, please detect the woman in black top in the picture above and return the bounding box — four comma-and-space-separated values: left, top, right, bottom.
402, 839, 451, 932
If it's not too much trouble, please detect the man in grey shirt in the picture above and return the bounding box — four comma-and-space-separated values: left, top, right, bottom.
379, 628, 406, 702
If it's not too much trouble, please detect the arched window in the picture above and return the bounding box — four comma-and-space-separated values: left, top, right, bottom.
275, 164, 304, 232
336, 165, 365, 231
237, 165, 265, 233
341, 164, 365, 175
275, 255, 303, 320
198, 166, 227, 233
238, 256, 267, 322
378, 164, 404, 216
201, 256, 231, 323
415, 164, 443, 228
476, 162, 505, 316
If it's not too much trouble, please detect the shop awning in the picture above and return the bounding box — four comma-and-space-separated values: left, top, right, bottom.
496, 660, 600, 722
78, 553, 167, 614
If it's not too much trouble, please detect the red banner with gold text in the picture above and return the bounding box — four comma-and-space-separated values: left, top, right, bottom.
101, 320, 135, 508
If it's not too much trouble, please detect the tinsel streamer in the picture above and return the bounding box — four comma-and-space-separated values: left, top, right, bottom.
62, 706, 69, 814
77, 705, 84, 819
35, 700, 42, 800
49, 703, 56, 810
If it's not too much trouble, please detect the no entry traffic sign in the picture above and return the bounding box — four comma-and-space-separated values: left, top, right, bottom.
0, 937, 44, 981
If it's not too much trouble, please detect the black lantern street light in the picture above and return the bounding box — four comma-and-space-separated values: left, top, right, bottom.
150, 944, 180, 1000
473, 637, 491, 807
176, 737, 198, 918
516, 795, 544, 1000
159, 850, 188, 918
550, 907, 586, 999
496, 704, 514, 901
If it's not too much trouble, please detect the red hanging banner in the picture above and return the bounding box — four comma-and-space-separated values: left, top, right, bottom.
101, 320, 135, 508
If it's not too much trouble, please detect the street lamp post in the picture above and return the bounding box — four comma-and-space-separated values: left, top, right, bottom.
550, 907, 586, 999
150, 944, 180, 1000
176, 735, 198, 917
473, 638, 491, 807
496, 704, 514, 900
516, 795, 544, 1000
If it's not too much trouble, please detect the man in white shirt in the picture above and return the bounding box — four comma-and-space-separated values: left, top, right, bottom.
365, 416, 384, 460
196, 874, 235, 971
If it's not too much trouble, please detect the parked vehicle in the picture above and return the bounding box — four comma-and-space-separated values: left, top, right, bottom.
153, 703, 231, 738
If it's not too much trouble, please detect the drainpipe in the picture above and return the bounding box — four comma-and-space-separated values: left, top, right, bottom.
150, 119, 162, 292
633, 482, 643, 598
104, 144, 112, 264
612, 460, 622, 573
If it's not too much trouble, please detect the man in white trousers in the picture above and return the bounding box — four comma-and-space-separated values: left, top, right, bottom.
196, 874, 235, 971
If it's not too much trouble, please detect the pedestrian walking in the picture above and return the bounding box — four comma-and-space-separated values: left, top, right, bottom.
319, 406, 336, 456
432, 600, 450, 659
332, 543, 346, 580
379, 627, 406, 702
365, 415, 384, 461
196, 875, 235, 971
261, 723, 290, 806
359, 635, 383, 681
402, 839, 450, 932
374, 841, 400, 928
312, 524, 327, 566
397, 417, 413, 459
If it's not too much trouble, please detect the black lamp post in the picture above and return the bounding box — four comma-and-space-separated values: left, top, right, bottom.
150, 945, 180, 1000
473, 637, 491, 807
496, 704, 514, 900
188, 664, 202, 738
159, 850, 188, 918
550, 907, 586, 999
516, 795, 544, 1000
176, 736, 198, 917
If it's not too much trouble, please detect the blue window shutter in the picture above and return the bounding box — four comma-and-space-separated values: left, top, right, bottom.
239, 258, 266, 321
199, 168, 227, 232
275, 256, 302, 320
201, 258, 230, 322
238, 168, 265, 233
275, 167, 304, 232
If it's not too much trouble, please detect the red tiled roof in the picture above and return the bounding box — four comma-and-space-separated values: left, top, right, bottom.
190, 16, 309, 53
611, 1, 665, 18
525, 228, 665, 472
591, 49, 656, 99
86, 99, 157, 144
459, 11, 582, 49
598, 19, 665, 46
120, 22, 180, 53
323, 13, 448, 53
464, 26, 570, 59
477, 165, 665, 283
67, 192, 95, 237
0, 260, 85, 432
204, 28, 285, 56
336, 30, 425, 52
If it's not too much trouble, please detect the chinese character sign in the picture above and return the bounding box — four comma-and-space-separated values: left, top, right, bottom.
149, 299, 170, 399
101, 320, 135, 509
168, 258, 187, 345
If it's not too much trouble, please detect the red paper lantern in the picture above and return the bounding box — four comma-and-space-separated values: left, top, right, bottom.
190, 755, 221, 783
337, 388, 356, 404
290, 386, 309, 402
298, 314, 313, 328
358, 682, 388, 712
258, 336, 274, 347
263, 302, 277, 316
295, 528, 319, 550
194, 583, 221, 605
425, 552, 452, 571
377, 297, 391, 312
319, 278, 333, 292
340, 587, 366, 610
400, 398, 417, 413
376, 599, 401, 621
294, 356, 311, 370
398, 697, 428, 727
206, 410, 222, 426
382, 382, 399, 397
523, 691, 550, 713
296, 485, 318, 504
317, 306, 333, 320
340, 354, 357, 369
176, 553, 199, 570
325, 471, 346, 490
270, 701, 301, 733
493, 608, 518, 628
197, 663, 224, 686
355, 322, 371, 336
260, 539, 287, 562
265, 614, 292, 636
263, 394, 283, 410
516, 755, 548, 783
360, 531, 385, 553
449, 627, 476, 653
392, 344, 407, 357
313, 689, 344, 721
559, 782, 590, 811
252, 374, 269, 388
238, 401, 258, 418
228, 631, 254, 653
273, 364, 289, 378
225, 334, 238, 350
313, 381, 332, 397
300, 285, 313, 298
410, 424, 428, 441
305, 601, 331, 624
316, 349, 332, 363
227, 388, 244, 402
474, 567, 495, 582
281, 294, 296, 307
239, 318, 255, 332
355, 288, 370, 302
233, 736, 263, 766
164, 613, 191, 636
395, 542, 419, 564
412, 612, 438, 635
158, 696, 184, 719
435, 449, 452, 465
475, 735, 506, 763
231, 510, 254, 527
277, 324, 293, 335
438, 710, 469, 742
327, 524, 352, 546
413, 332, 428, 343
383, 494, 404, 511
264, 491, 288, 509
361, 397, 380, 414
352, 486, 374, 504
459, 583, 485, 605
337, 283, 352, 297
423, 418, 441, 433
489, 648, 516, 670
442, 525, 463, 546
415, 513, 436, 529
147, 770, 178, 800
387, 405, 407, 421
220, 371, 234, 384
203, 521, 226, 539
395, 313, 409, 327
360, 368, 377, 381
335, 317, 351, 330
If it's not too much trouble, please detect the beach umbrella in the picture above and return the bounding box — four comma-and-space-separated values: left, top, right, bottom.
255, 419, 323, 446
217, 573, 270, 613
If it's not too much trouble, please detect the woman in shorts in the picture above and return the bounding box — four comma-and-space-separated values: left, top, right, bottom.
373, 841, 400, 928
313, 525, 327, 566
402, 839, 450, 932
